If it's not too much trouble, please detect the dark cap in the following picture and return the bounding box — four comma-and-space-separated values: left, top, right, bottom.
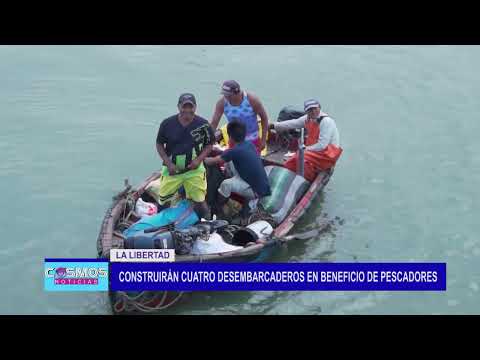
304, 99, 321, 111
178, 93, 197, 107
221, 80, 241, 96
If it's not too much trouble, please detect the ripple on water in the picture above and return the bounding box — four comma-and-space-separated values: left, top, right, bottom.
463, 239, 478, 250
330, 292, 387, 315
447, 300, 460, 307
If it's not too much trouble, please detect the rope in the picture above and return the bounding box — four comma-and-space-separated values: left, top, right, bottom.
133, 291, 185, 312
107, 187, 191, 314
247, 205, 277, 228
114, 290, 186, 313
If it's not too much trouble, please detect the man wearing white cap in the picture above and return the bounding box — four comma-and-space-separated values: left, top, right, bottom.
269, 99, 343, 182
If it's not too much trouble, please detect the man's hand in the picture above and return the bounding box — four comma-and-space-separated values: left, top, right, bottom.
214, 129, 223, 143
187, 158, 202, 170
166, 162, 177, 176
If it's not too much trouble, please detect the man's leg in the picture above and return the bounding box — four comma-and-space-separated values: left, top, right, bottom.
214, 182, 233, 219
153, 174, 183, 207
219, 175, 256, 219
193, 201, 211, 220
219, 175, 255, 199
183, 170, 211, 220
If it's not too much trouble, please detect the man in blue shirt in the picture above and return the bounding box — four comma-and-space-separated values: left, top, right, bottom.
204, 120, 271, 219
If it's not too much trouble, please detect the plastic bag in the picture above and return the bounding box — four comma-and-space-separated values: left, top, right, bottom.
134, 198, 158, 218
124, 200, 199, 238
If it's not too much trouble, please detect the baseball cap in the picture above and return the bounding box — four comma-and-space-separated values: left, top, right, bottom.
304, 99, 321, 111
178, 93, 197, 107
221, 80, 241, 96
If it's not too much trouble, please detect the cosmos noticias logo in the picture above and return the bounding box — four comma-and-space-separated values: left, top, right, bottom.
44, 259, 109, 291
55, 267, 66, 278
45, 266, 108, 285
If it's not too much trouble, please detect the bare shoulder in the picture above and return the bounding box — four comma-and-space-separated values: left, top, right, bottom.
247, 92, 261, 103
215, 97, 225, 110
247, 92, 264, 109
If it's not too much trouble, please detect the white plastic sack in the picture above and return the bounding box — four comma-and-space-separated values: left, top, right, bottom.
246, 221, 273, 238
192, 232, 243, 255
135, 198, 158, 218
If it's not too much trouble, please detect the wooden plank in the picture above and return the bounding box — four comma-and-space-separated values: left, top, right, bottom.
101, 199, 126, 257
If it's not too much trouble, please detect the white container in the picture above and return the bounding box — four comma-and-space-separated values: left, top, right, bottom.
232, 220, 274, 246
246, 221, 274, 238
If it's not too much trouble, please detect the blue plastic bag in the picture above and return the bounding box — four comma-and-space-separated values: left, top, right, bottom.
123, 200, 199, 238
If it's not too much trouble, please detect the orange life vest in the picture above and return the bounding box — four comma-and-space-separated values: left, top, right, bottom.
305, 118, 320, 146
284, 116, 343, 182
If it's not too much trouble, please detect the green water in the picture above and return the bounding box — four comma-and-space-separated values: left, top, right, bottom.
1, 45, 479, 314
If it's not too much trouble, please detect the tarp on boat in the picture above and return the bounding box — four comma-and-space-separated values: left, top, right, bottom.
260, 166, 310, 224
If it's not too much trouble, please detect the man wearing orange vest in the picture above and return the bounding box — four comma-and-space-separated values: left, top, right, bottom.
269, 99, 343, 182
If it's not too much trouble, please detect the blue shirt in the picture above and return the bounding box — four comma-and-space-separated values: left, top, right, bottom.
221, 141, 271, 198
223, 91, 259, 142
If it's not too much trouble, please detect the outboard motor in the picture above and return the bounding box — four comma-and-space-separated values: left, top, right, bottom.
277, 106, 307, 149
124, 229, 175, 250
173, 227, 203, 255
277, 106, 306, 122
173, 220, 231, 255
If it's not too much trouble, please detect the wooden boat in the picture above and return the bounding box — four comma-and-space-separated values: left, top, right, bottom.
97, 128, 335, 314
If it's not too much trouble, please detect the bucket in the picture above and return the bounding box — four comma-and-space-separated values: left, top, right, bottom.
231, 221, 274, 246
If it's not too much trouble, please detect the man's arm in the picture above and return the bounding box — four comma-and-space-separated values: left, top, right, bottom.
248, 93, 269, 150
156, 142, 169, 163
204, 155, 224, 167
188, 124, 215, 170
204, 145, 235, 167
271, 115, 307, 132
210, 99, 224, 131
156, 142, 177, 175
196, 144, 213, 162
306, 117, 334, 152
187, 144, 214, 170
156, 123, 178, 175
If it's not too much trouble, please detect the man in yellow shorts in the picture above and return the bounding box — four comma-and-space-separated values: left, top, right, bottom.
153, 93, 214, 219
